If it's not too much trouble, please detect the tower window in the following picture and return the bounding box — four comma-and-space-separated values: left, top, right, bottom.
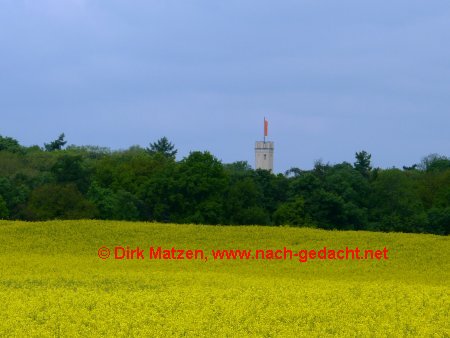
264, 154, 267, 160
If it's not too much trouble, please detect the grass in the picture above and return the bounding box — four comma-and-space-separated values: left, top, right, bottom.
0, 220, 449, 337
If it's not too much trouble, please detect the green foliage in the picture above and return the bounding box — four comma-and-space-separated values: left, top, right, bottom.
87, 183, 140, 221
0, 177, 29, 219
51, 154, 91, 193
223, 161, 253, 176
420, 153, 450, 172
0, 135, 23, 153
171, 151, 227, 224
354, 150, 372, 178
426, 207, 450, 235
225, 177, 267, 225
0, 152, 24, 177
44, 133, 67, 151
147, 136, 177, 160
139, 161, 177, 222
25, 184, 96, 220
370, 169, 427, 232
0, 195, 9, 219
0, 134, 448, 234
287, 163, 369, 230
65, 145, 111, 159
273, 196, 309, 226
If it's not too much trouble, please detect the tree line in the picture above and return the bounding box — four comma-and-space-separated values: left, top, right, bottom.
0, 134, 449, 235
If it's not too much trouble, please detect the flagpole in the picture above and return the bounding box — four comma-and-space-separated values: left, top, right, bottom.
264, 117, 266, 143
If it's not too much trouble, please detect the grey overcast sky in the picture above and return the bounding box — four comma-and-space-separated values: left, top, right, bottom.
1, 0, 449, 173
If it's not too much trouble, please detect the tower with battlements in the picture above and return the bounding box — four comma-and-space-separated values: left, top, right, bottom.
255, 118, 274, 171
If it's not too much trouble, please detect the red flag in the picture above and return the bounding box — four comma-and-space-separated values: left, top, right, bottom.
264, 118, 268, 137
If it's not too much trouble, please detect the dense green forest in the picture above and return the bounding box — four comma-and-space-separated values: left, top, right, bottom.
0, 134, 449, 235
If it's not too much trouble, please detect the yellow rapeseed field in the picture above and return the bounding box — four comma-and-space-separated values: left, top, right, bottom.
0, 220, 448, 337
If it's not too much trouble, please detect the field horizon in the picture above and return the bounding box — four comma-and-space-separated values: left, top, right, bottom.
1, 220, 449, 336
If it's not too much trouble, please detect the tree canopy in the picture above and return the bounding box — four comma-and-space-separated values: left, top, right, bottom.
147, 137, 177, 160
0, 133, 448, 235
44, 133, 67, 152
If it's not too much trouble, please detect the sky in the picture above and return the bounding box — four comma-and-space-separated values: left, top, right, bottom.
1, 0, 450, 173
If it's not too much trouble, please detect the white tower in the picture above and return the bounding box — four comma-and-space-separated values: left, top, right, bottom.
255, 118, 274, 171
